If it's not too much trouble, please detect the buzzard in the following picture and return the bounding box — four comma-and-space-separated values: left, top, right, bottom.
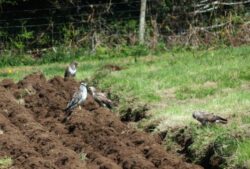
192, 111, 227, 125
89, 86, 113, 109
64, 82, 88, 115
64, 61, 78, 78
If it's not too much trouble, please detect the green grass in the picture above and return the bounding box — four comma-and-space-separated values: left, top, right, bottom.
237, 140, 250, 166
79, 152, 88, 161
0, 157, 12, 169
175, 86, 217, 100
0, 44, 153, 68
0, 45, 250, 168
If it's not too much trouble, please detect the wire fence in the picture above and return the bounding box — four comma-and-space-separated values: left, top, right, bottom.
0, 1, 142, 50
0, 0, 249, 52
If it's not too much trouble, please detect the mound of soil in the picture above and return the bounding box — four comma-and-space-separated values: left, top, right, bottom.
103, 64, 124, 71
0, 73, 202, 169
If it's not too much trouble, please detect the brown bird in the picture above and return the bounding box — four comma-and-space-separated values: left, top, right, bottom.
89, 86, 113, 109
64, 61, 78, 78
192, 111, 227, 125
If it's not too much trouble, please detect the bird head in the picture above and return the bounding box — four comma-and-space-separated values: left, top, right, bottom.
192, 112, 198, 119
71, 61, 78, 68
79, 82, 87, 91
89, 86, 96, 95
80, 82, 87, 87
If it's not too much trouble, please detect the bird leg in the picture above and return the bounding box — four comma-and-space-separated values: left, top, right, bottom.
79, 106, 82, 110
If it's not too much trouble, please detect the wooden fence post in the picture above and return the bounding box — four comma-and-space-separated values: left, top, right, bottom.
139, 0, 147, 44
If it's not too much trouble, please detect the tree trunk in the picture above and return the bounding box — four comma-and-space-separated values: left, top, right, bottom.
139, 0, 147, 44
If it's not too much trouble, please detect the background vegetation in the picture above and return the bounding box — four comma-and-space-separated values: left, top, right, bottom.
0, 0, 249, 64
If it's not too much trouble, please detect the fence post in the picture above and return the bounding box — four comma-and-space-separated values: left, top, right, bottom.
139, 0, 147, 44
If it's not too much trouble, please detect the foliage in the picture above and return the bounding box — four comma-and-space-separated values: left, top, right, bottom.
79, 152, 88, 161
236, 140, 250, 167
0, 0, 17, 5
0, 157, 12, 169
40, 46, 77, 63
0, 52, 35, 67
0, 0, 249, 51
0, 44, 153, 67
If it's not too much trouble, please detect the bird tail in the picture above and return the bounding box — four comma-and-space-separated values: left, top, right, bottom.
215, 116, 227, 124
64, 107, 70, 112
64, 69, 69, 79
106, 98, 113, 109
105, 102, 112, 109
62, 107, 73, 123
64, 105, 74, 115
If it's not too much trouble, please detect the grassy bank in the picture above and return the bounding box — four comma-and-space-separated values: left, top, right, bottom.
0, 46, 250, 168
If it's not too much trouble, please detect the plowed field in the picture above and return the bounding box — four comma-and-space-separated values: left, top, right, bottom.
0, 73, 202, 169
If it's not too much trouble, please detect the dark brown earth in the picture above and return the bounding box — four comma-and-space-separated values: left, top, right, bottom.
0, 73, 202, 169
103, 64, 123, 71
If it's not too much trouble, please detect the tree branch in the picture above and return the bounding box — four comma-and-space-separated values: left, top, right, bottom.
192, 0, 250, 15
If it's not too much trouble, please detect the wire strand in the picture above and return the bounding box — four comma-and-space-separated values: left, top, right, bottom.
0, 1, 143, 14
0, 9, 141, 23
0, 15, 145, 29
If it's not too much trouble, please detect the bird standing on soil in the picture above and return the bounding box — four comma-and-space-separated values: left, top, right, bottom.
192, 111, 228, 125
64, 82, 88, 115
89, 86, 113, 109
64, 61, 78, 78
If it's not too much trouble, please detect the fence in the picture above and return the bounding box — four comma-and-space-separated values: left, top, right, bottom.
0, 0, 250, 52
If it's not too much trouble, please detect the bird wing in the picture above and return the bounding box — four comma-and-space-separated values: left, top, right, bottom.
213, 115, 227, 123
64, 67, 70, 78
80, 88, 88, 103
96, 92, 112, 108
204, 113, 214, 120
205, 112, 223, 123
97, 93, 111, 102
193, 111, 210, 124
200, 112, 227, 124
66, 90, 82, 110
